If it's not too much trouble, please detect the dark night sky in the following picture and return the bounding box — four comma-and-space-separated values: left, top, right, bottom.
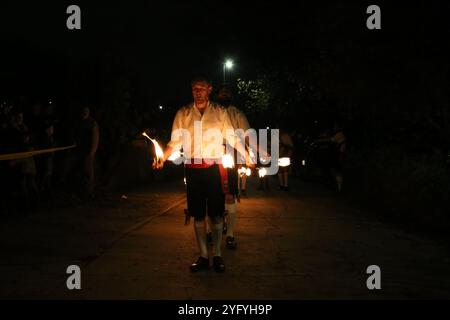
1, 1, 449, 110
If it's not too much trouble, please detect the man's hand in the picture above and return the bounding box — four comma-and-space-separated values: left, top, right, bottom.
245, 159, 256, 169
152, 158, 165, 170
153, 146, 174, 170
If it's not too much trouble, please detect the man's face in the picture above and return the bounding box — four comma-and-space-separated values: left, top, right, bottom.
192, 81, 212, 105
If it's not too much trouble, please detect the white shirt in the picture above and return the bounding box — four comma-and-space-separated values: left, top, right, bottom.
226, 105, 256, 163
167, 102, 237, 160
226, 105, 250, 132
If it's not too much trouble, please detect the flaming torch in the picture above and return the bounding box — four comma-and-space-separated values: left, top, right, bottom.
238, 167, 252, 177
278, 157, 291, 167
238, 167, 247, 177
258, 167, 267, 178
257, 167, 268, 190
222, 154, 234, 169
142, 132, 164, 166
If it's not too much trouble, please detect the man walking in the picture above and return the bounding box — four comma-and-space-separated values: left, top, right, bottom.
155, 75, 241, 273
215, 85, 253, 249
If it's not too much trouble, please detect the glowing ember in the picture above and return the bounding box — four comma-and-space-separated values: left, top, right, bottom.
222, 154, 234, 168
258, 168, 267, 178
278, 157, 291, 167
142, 132, 164, 162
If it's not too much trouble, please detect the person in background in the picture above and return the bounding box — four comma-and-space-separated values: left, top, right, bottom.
75, 106, 99, 199
11, 110, 40, 207
62, 105, 99, 200
278, 129, 294, 191
214, 84, 254, 250
329, 122, 346, 193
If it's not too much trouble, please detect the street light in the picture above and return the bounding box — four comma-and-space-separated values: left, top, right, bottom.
223, 59, 233, 83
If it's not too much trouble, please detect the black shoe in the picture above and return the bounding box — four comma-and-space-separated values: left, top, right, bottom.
190, 257, 209, 272
284, 186, 289, 192
213, 256, 225, 272
241, 189, 247, 196
225, 236, 237, 249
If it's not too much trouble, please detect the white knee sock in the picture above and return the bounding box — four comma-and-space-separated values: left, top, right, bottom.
211, 222, 223, 257
225, 202, 237, 237
194, 220, 208, 258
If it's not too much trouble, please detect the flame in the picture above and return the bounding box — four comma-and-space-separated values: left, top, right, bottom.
278, 157, 291, 167
222, 154, 234, 168
258, 168, 267, 178
142, 132, 164, 161
238, 166, 252, 177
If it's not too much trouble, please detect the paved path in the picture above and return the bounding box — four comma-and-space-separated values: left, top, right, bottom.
2, 178, 450, 299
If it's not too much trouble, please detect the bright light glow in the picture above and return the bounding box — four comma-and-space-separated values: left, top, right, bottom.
260, 156, 270, 164
168, 151, 183, 162
159, 105, 163, 110
184, 177, 186, 185
225, 60, 233, 69
142, 132, 164, 161
258, 168, 267, 178
302, 160, 306, 166
238, 167, 251, 177
278, 157, 291, 167
222, 154, 234, 168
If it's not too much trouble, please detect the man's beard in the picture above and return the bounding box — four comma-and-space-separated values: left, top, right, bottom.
194, 97, 206, 104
